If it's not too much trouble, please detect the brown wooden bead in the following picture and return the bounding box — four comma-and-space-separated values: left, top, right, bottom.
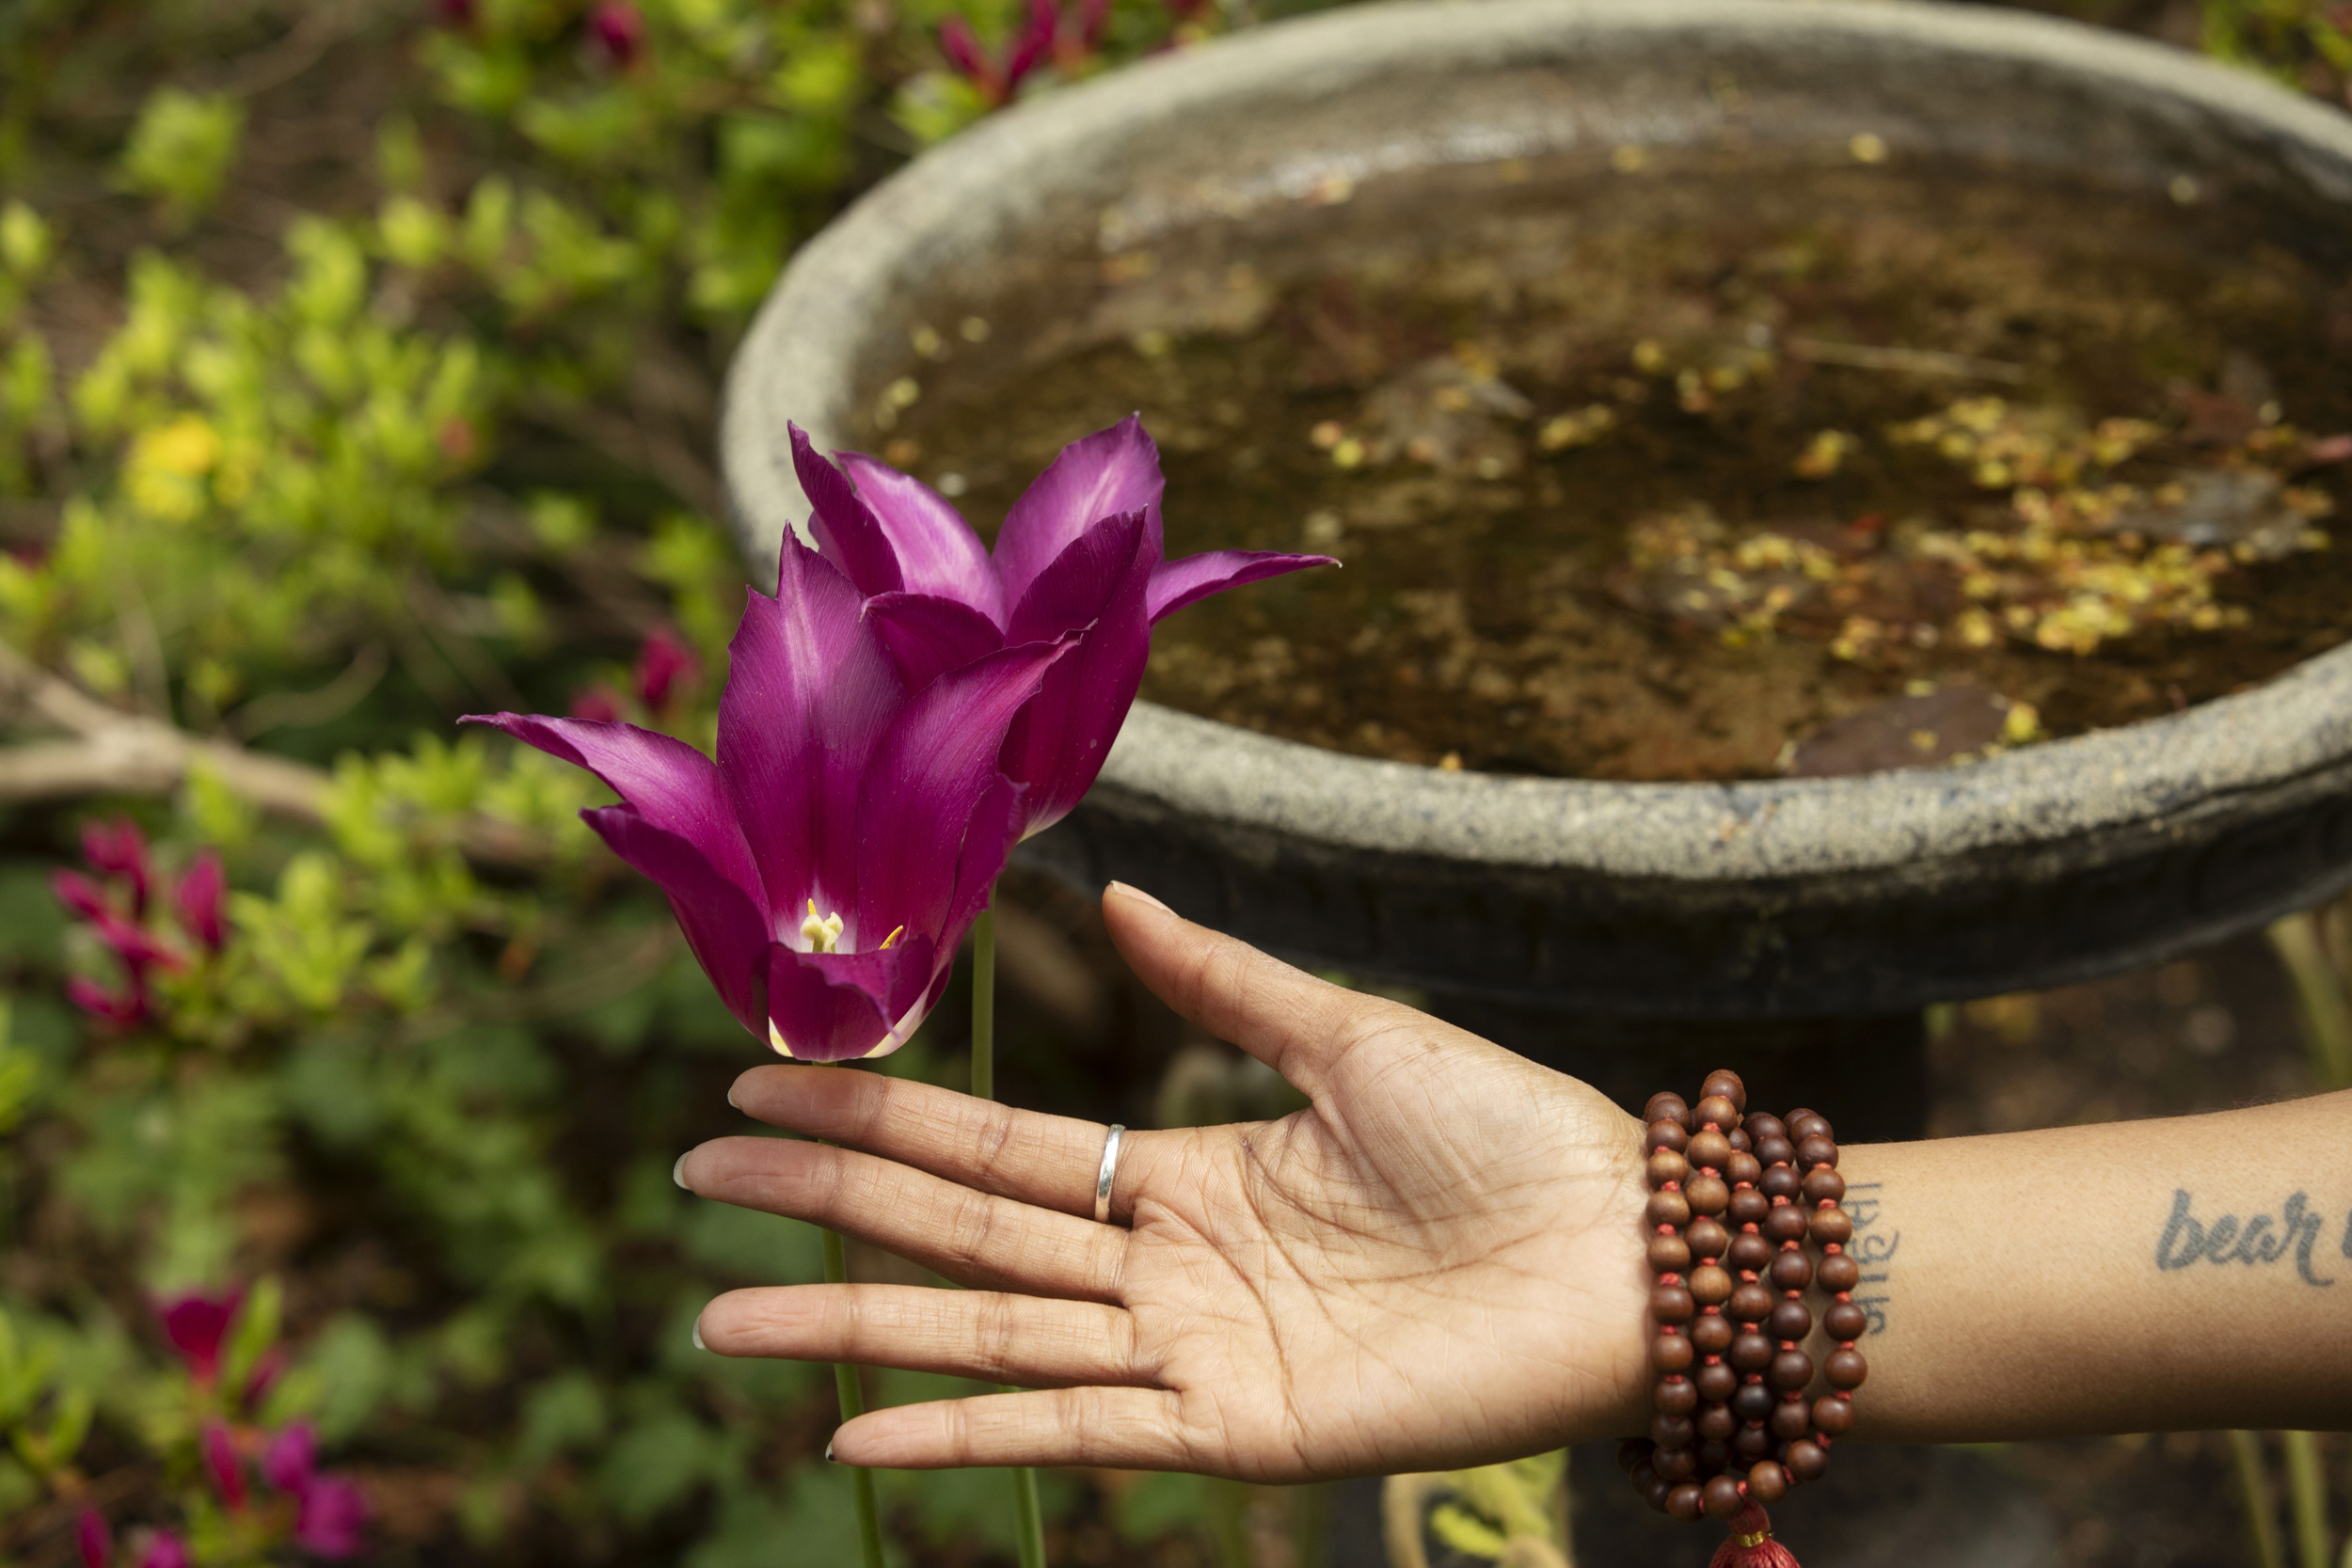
1702, 1474, 1746, 1519
1769, 1249, 1814, 1291
1758, 1164, 1801, 1200
1770, 1400, 1812, 1441
1687, 1128, 1733, 1172
1645, 1471, 1676, 1513
1812, 1394, 1855, 1435
1747, 1460, 1789, 1504
1666, 1483, 1707, 1522
1802, 1167, 1846, 1205
1725, 1128, 1751, 1154
1785, 1439, 1827, 1482
1816, 1252, 1861, 1292
1809, 1207, 1854, 1245
1650, 1333, 1694, 1373
1653, 1414, 1695, 1449
1647, 1232, 1693, 1274
1726, 1189, 1771, 1227
1654, 1377, 1698, 1417
1657, 1446, 1698, 1482
1726, 1231, 1773, 1273
1729, 1332, 1774, 1371
1732, 1423, 1774, 1463
1691, 1314, 1734, 1354
1645, 1190, 1692, 1229
1769, 1299, 1814, 1342
1645, 1092, 1692, 1129
1692, 1094, 1741, 1132
1823, 1301, 1868, 1341
1786, 1111, 1831, 1143
1617, 1437, 1654, 1473
1689, 1266, 1734, 1306
1647, 1148, 1690, 1189
1695, 1439, 1733, 1476
1743, 1113, 1787, 1145
1724, 1151, 1762, 1188
1825, 1348, 1869, 1390
1685, 1176, 1730, 1215
1727, 1282, 1775, 1323
1650, 1282, 1696, 1323
1695, 1404, 1737, 1442
1753, 1135, 1795, 1168
1795, 1135, 1838, 1171
1762, 1205, 1809, 1243
1731, 1382, 1776, 1423
1700, 1069, 1747, 1111
1768, 1349, 1814, 1391
1694, 1362, 1739, 1402
1686, 1216, 1731, 1262
1645, 1120, 1691, 1155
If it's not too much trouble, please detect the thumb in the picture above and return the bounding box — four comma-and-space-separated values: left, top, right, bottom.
1101, 882, 1388, 1096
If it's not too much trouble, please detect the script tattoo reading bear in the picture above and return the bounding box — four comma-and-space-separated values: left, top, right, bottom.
2153, 1190, 2342, 1286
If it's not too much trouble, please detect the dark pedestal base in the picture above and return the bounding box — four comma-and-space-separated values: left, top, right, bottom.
1425, 997, 1929, 1145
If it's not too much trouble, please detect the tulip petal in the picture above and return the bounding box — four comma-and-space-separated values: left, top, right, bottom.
582, 806, 771, 1035
766, 936, 940, 1061
836, 453, 1005, 625
993, 415, 1164, 610
1147, 548, 1338, 622
866, 591, 1006, 691
854, 641, 1068, 946
792, 424, 903, 596
721, 533, 902, 920
946, 771, 1027, 942
461, 713, 764, 907
1001, 511, 1153, 833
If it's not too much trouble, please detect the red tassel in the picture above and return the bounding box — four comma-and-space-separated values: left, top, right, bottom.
1708, 1501, 1802, 1568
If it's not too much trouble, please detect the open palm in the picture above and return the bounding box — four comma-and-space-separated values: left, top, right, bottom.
682, 884, 1653, 1481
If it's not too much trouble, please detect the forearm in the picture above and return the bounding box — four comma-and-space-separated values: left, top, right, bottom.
1833, 1087, 2352, 1438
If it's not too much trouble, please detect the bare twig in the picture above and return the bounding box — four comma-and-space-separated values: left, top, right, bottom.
521, 397, 728, 518
225, 641, 389, 739
1786, 337, 2031, 385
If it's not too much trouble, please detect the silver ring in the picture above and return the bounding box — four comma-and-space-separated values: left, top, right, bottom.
1094, 1124, 1125, 1225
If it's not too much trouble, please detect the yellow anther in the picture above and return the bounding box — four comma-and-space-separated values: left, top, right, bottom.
801, 899, 844, 955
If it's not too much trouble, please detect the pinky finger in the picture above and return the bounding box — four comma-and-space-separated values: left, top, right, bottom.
833, 1386, 1192, 1472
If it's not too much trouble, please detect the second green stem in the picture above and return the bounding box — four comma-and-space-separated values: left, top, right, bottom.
822, 1223, 885, 1568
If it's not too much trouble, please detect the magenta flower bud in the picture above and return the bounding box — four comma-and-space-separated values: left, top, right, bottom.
262, 1422, 317, 1494
175, 850, 227, 953
632, 626, 700, 714
568, 686, 623, 723
51, 869, 110, 925
76, 1510, 109, 1568
586, 0, 644, 69
242, 1344, 288, 1411
938, 15, 990, 84
156, 1286, 244, 1383
294, 1476, 368, 1559
67, 975, 149, 1030
135, 1533, 189, 1568
200, 1422, 246, 1510
81, 819, 151, 913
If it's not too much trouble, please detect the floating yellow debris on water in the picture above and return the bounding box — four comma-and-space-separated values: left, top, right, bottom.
1311, 420, 1345, 450
1537, 404, 1617, 451
1850, 132, 1889, 165
1793, 429, 1855, 479
1612, 145, 1648, 174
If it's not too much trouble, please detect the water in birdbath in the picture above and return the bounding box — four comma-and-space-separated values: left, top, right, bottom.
887, 151, 2352, 781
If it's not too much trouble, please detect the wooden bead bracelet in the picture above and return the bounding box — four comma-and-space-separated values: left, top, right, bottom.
1617, 1069, 1866, 1567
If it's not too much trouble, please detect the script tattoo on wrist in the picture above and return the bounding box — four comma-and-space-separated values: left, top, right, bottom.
2154, 1189, 2339, 1286
1842, 1181, 1894, 1335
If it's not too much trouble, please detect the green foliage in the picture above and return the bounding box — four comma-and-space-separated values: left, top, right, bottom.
116, 88, 245, 225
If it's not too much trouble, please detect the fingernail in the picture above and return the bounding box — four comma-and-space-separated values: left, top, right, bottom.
824, 1439, 836, 1464
1106, 880, 1174, 916
691, 1322, 706, 1352
726, 1078, 741, 1110
673, 1153, 691, 1191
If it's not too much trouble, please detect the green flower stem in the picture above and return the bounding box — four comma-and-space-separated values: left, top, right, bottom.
972, 894, 1049, 1568
820, 1137, 885, 1568
2230, 1430, 2286, 1568
2281, 1430, 2331, 1568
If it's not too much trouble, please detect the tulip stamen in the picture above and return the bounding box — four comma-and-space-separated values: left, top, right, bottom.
802, 899, 845, 954
880, 926, 903, 950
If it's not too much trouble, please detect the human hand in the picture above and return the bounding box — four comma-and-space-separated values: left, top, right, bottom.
679, 883, 1653, 1481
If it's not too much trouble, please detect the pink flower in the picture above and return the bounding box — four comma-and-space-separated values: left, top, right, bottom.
66, 974, 150, 1030
294, 1477, 368, 1559
939, 0, 1057, 103
587, 0, 645, 69
262, 1422, 317, 1493
174, 850, 227, 953
135, 1534, 189, 1568
568, 686, 624, 723
77, 1511, 109, 1568
632, 626, 700, 714
200, 1422, 246, 1510
155, 1287, 243, 1383
81, 819, 151, 914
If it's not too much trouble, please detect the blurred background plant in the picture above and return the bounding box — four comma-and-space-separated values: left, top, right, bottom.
0, 0, 2346, 1563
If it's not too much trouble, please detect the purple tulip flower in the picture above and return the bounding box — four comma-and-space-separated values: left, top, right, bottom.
466, 533, 1069, 1061
792, 415, 1333, 837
